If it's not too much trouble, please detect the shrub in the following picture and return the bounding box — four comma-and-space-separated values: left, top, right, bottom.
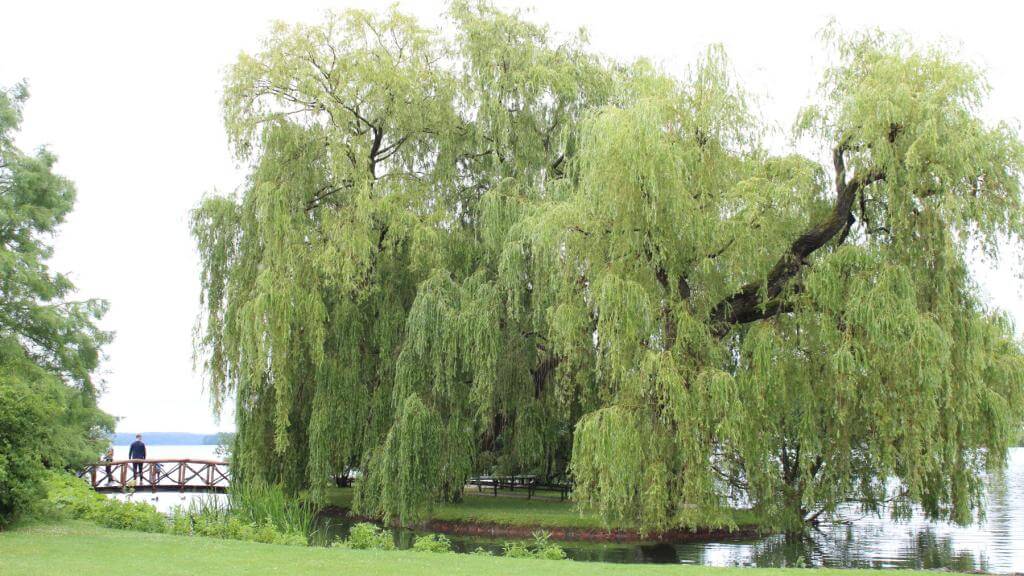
167, 508, 193, 536
43, 471, 308, 546
501, 541, 534, 559
334, 522, 395, 550
89, 499, 166, 532
412, 533, 452, 553
42, 471, 105, 519
43, 471, 165, 532
501, 531, 567, 560
531, 531, 568, 560
0, 375, 57, 527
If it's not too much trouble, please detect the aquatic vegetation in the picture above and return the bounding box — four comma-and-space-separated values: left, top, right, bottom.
228, 481, 316, 537
412, 533, 453, 553
165, 483, 311, 545
166, 504, 306, 546
333, 522, 396, 550
502, 531, 567, 561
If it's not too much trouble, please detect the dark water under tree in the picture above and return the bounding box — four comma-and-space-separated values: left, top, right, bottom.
321, 448, 1024, 572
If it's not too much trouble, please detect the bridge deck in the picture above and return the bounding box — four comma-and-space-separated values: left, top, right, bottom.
79, 459, 230, 493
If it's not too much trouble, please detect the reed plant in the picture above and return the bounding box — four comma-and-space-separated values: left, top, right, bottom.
228, 481, 316, 538
168, 492, 306, 546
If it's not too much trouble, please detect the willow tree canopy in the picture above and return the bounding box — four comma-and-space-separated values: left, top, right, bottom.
193, 3, 1024, 531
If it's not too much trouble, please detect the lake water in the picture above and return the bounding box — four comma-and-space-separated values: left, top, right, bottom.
105, 444, 1023, 572
543, 449, 1023, 572
647, 447, 1023, 572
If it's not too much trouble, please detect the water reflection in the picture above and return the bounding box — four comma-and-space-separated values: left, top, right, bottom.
320, 448, 1024, 572
107, 491, 228, 514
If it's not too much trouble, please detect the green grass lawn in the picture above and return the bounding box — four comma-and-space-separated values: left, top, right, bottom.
325, 487, 762, 531
0, 520, 927, 576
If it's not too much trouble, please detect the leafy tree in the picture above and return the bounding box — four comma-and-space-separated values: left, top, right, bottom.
0, 83, 113, 526
193, 4, 1024, 531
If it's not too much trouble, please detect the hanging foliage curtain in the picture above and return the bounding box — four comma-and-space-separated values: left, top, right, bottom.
193, 4, 1024, 530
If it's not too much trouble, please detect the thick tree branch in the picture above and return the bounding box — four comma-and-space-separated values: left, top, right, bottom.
709, 146, 884, 336
369, 127, 384, 178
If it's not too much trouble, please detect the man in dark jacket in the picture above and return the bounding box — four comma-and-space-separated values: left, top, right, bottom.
128, 434, 146, 482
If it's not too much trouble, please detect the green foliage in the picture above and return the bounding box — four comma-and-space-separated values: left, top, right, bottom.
228, 480, 316, 537
42, 472, 164, 533
501, 531, 567, 560
355, 393, 456, 525
501, 541, 533, 559
0, 370, 54, 525
43, 472, 307, 545
88, 499, 167, 533
333, 522, 396, 550
194, 3, 1024, 533
0, 84, 113, 528
411, 533, 452, 553
334, 523, 563, 560
167, 498, 307, 546
40, 471, 106, 519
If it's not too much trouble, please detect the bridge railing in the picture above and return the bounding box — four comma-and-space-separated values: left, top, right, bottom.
78, 459, 230, 493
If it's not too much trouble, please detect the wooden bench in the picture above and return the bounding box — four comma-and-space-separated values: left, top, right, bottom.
527, 477, 573, 501
469, 474, 572, 500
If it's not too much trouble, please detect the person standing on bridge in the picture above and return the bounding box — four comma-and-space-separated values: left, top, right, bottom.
128, 434, 146, 482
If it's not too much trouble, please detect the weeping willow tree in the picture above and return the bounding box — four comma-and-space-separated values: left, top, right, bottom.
193, 3, 1024, 531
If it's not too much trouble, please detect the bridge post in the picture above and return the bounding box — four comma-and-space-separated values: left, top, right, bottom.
178, 461, 185, 492
90, 466, 96, 489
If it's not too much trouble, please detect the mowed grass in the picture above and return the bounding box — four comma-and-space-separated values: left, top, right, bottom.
0, 520, 924, 576
325, 487, 763, 531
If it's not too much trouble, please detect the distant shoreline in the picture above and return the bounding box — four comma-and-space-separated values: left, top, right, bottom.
110, 432, 233, 446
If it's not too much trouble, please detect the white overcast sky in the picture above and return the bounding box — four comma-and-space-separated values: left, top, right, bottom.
2, 1, 1022, 434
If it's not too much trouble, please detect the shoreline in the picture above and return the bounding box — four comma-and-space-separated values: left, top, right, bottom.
320, 506, 765, 543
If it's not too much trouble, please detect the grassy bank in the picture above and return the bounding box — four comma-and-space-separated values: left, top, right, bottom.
0, 520, 924, 576
325, 487, 763, 533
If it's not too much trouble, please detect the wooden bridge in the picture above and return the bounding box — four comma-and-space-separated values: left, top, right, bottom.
78, 459, 230, 493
